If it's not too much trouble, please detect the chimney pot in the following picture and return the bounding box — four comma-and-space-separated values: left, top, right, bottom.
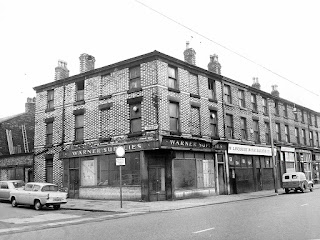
183, 41, 196, 65
252, 77, 261, 90
80, 53, 95, 73
55, 60, 69, 81
208, 54, 221, 74
271, 85, 279, 97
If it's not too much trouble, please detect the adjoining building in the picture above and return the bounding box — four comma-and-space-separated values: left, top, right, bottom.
33, 45, 320, 201
0, 98, 35, 182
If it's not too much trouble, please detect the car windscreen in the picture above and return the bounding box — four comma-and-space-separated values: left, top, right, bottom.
13, 182, 25, 188
41, 185, 58, 192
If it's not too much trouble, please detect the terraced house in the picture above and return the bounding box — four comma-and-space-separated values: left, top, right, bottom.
33, 44, 320, 201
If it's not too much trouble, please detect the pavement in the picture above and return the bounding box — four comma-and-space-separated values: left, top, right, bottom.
61, 185, 319, 213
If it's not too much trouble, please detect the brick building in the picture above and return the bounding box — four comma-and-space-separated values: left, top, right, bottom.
0, 98, 35, 182
33, 45, 320, 201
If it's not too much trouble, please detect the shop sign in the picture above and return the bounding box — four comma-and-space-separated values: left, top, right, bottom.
228, 144, 272, 156
281, 147, 295, 152
212, 142, 228, 151
161, 137, 211, 150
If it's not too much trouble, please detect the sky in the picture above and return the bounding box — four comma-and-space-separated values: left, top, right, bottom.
1, 0, 320, 118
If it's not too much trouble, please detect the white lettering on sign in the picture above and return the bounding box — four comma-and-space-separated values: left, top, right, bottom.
228, 144, 272, 156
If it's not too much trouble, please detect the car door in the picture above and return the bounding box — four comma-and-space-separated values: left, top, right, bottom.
22, 183, 34, 204
0, 182, 10, 200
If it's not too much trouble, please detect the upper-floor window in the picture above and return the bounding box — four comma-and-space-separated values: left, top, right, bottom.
274, 100, 279, 115
169, 102, 180, 133
316, 132, 319, 147
275, 123, 281, 141
47, 90, 54, 109
284, 125, 290, 142
208, 79, 216, 100
308, 112, 312, 125
240, 117, 247, 140
75, 114, 84, 141
309, 131, 314, 146
262, 97, 268, 115
129, 66, 141, 90
190, 73, 199, 96
315, 116, 318, 127
238, 90, 245, 108
76, 80, 85, 101
226, 114, 234, 138
301, 110, 305, 123
129, 102, 142, 134
302, 129, 306, 145
265, 122, 270, 144
168, 66, 178, 90
253, 119, 260, 143
224, 85, 232, 104
190, 106, 201, 136
46, 122, 53, 145
283, 104, 288, 118
294, 108, 298, 121
295, 127, 300, 144
210, 111, 218, 137
251, 94, 257, 111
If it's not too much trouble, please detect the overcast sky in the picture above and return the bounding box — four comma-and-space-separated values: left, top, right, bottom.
1, 0, 320, 118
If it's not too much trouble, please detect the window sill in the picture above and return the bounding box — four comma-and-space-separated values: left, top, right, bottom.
170, 131, 182, 136
190, 93, 200, 99
45, 107, 55, 113
239, 106, 248, 111
192, 134, 202, 138
274, 113, 280, 117
128, 132, 143, 138
99, 95, 112, 100
224, 102, 234, 107
73, 100, 85, 106
127, 87, 142, 94
45, 144, 53, 148
252, 109, 259, 114
168, 87, 180, 93
99, 137, 111, 143
73, 140, 85, 145
208, 98, 217, 103
211, 136, 220, 140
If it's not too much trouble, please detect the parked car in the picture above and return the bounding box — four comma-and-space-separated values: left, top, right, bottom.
282, 172, 313, 193
10, 182, 68, 210
0, 180, 25, 201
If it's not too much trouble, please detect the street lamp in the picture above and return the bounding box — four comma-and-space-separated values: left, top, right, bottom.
268, 99, 278, 194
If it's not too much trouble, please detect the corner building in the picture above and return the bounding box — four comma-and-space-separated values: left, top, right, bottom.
33, 50, 320, 201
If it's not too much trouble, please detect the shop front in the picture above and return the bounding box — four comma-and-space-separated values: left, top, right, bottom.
279, 146, 296, 174
312, 152, 320, 184
228, 144, 274, 194
296, 149, 312, 181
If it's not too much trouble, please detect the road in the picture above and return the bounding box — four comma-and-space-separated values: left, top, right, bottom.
1, 190, 320, 240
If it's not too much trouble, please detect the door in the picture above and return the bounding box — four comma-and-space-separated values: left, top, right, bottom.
149, 166, 166, 201
68, 158, 80, 199
218, 164, 227, 194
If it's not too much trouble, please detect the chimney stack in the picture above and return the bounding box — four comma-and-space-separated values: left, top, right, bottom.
251, 77, 261, 90
55, 60, 69, 81
271, 85, 279, 97
79, 53, 95, 73
183, 41, 196, 65
25, 97, 36, 113
208, 54, 221, 74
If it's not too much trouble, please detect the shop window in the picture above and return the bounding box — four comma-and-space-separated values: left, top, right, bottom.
210, 110, 218, 137
46, 122, 53, 145
173, 159, 196, 190
8, 167, 24, 180
76, 80, 85, 101
168, 66, 178, 90
238, 89, 245, 108
226, 114, 234, 138
224, 84, 232, 104
129, 102, 142, 134
47, 89, 54, 110
46, 158, 53, 183
190, 106, 201, 136
129, 66, 141, 90
169, 101, 180, 133
208, 79, 216, 100
75, 114, 84, 141
240, 117, 247, 140
81, 159, 97, 186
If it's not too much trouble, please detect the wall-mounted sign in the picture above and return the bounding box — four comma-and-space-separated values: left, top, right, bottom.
281, 147, 295, 152
161, 137, 211, 150
228, 144, 272, 156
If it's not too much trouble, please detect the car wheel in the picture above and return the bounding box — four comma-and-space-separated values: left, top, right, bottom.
11, 198, 17, 207
34, 200, 42, 210
310, 186, 313, 192
285, 188, 290, 194
53, 205, 61, 210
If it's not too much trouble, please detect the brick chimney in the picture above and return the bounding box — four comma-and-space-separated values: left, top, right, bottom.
208, 54, 221, 74
55, 60, 69, 81
25, 97, 36, 113
271, 85, 279, 97
79, 53, 95, 73
252, 77, 261, 90
183, 41, 196, 65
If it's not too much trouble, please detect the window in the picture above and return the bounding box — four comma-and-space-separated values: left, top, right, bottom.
226, 114, 234, 138
238, 90, 245, 108
169, 102, 180, 132
0, 182, 8, 189
75, 114, 84, 141
251, 94, 257, 111
302, 129, 306, 145
315, 116, 318, 127
224, 85, 232, 104
284, 125, 290, 143
295, 127, 300, 144
130, 102, 142, 134
265, 122, 270, 144
168, 66, 178, 89
76, 80, 85, 101
46, 158, 53, 183
190, 106, 201, 136
274, 101, 279, 115
253, 119, 260, 143
240, 117, 247, 140
275, 123, 281, 141
262, 97, 268, 115
190, 73, 199, 95
46, 122, 53, 145
47, 90, 54, 109
294, 108, 298, 121
301, 110, 305, 123
308, 112, 312, 125
316, 132, 319, 147
210, 111, 218, 137
129, 66, 141, 90
208, 79, 216, 100
309, 131, 314, 146
283, 104, 288, 117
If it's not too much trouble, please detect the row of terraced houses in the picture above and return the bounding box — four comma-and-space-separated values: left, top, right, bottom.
2, 43, 320, 201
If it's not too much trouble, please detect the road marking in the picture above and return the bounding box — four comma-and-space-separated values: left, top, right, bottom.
193, 227, 215, 234
301, 203, 308, 207
0, 213, 80, 224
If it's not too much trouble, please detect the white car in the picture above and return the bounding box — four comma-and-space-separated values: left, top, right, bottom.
10, 182, 68, 210
0, 180, 25, 201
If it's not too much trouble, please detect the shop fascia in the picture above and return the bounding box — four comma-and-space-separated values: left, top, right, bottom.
228, 143, 273, 156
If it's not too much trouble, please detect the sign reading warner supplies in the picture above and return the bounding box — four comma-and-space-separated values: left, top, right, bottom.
228, 144, 272, 156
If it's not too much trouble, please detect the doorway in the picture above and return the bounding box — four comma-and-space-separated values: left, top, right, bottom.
149, 166, 166, 201
68, 159, 80, 199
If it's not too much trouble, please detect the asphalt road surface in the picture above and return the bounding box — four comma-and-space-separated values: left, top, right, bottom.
1, 189, 320, 240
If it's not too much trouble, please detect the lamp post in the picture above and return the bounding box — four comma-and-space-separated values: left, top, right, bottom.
268, 99, 278, 194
